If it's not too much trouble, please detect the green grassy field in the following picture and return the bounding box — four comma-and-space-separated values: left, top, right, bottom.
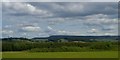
2, 51, 118, 58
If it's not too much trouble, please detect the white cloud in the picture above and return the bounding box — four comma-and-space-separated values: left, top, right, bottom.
84, 14, 118, 26
22, 26, 41, 32
47, 26, 53, 30
47, 26, 56, 32
104, 33, 117, 36
64, 3, 84, 13
22, 32, 27, 35
48, 18, 65, 25
57, 30, 68, 35
46, 26, 80, 36
2, 30, 14, 34
88, 28, 98, 33
58, 30, 66, 33
85, 14, 108, 19
57, 30, 82, 36
4, 25, 12, 28
44, 26, 57, 35
102, 25, 117, 31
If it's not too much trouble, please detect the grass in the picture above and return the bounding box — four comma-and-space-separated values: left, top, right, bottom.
0, 52, 2, 58
2, 51, 118, 58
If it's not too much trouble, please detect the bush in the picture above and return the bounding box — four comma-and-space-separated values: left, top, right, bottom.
90, 42, 113, 50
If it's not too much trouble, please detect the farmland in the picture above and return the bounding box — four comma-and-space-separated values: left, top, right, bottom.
2, 37, 119, 59
2, 51, 118, 58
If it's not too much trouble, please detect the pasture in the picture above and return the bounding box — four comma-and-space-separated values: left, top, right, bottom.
2, 51, 118, 58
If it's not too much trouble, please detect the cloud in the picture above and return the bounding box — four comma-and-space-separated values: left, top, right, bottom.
3, 25, 12, 29
102, 25, 117, 31
2, 30, 14, 35
57, 30, 82, 35
47, 26, 54, 31
3, 2, 117, 18
88, 28, 98, 33
58, 30, 66, 33
83, 14, 118, 26
47, 18, 65, 25
45, 26, 82, 35
3, 2, 52, 17
2, 0, 119, 2
2, 2, 118, 38
36, 2, 117, 18
44, 26, 57, 35
104, 33, 117, 36
21, 26, 41, 32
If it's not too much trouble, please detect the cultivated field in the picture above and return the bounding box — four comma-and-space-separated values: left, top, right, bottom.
2, 51, 118, 58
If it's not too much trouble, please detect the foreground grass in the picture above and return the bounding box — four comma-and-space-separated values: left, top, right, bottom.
0, 52, 2, 58
2, 51, 118, 58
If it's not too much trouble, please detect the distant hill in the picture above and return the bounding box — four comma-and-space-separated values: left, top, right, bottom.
48, 35, 119, 42
2, 35, 119, 42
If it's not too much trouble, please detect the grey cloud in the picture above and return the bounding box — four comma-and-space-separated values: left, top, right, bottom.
3, 2, 118, 18
2, 2, 118, 37
34, 2, 117, 18
3, 0, 119, 2
3, 2, 53, 17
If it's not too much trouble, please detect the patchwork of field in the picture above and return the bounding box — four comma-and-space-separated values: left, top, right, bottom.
2, 51, 118, 58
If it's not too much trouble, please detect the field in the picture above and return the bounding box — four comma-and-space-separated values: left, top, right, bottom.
2, 39, 119, 59
2, 51, 118, 58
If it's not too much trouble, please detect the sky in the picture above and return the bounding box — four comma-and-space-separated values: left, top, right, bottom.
2, 2, 118, 38
2, 0, 119, 2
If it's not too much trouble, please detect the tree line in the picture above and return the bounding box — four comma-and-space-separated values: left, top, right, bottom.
2, 41, 118, 52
